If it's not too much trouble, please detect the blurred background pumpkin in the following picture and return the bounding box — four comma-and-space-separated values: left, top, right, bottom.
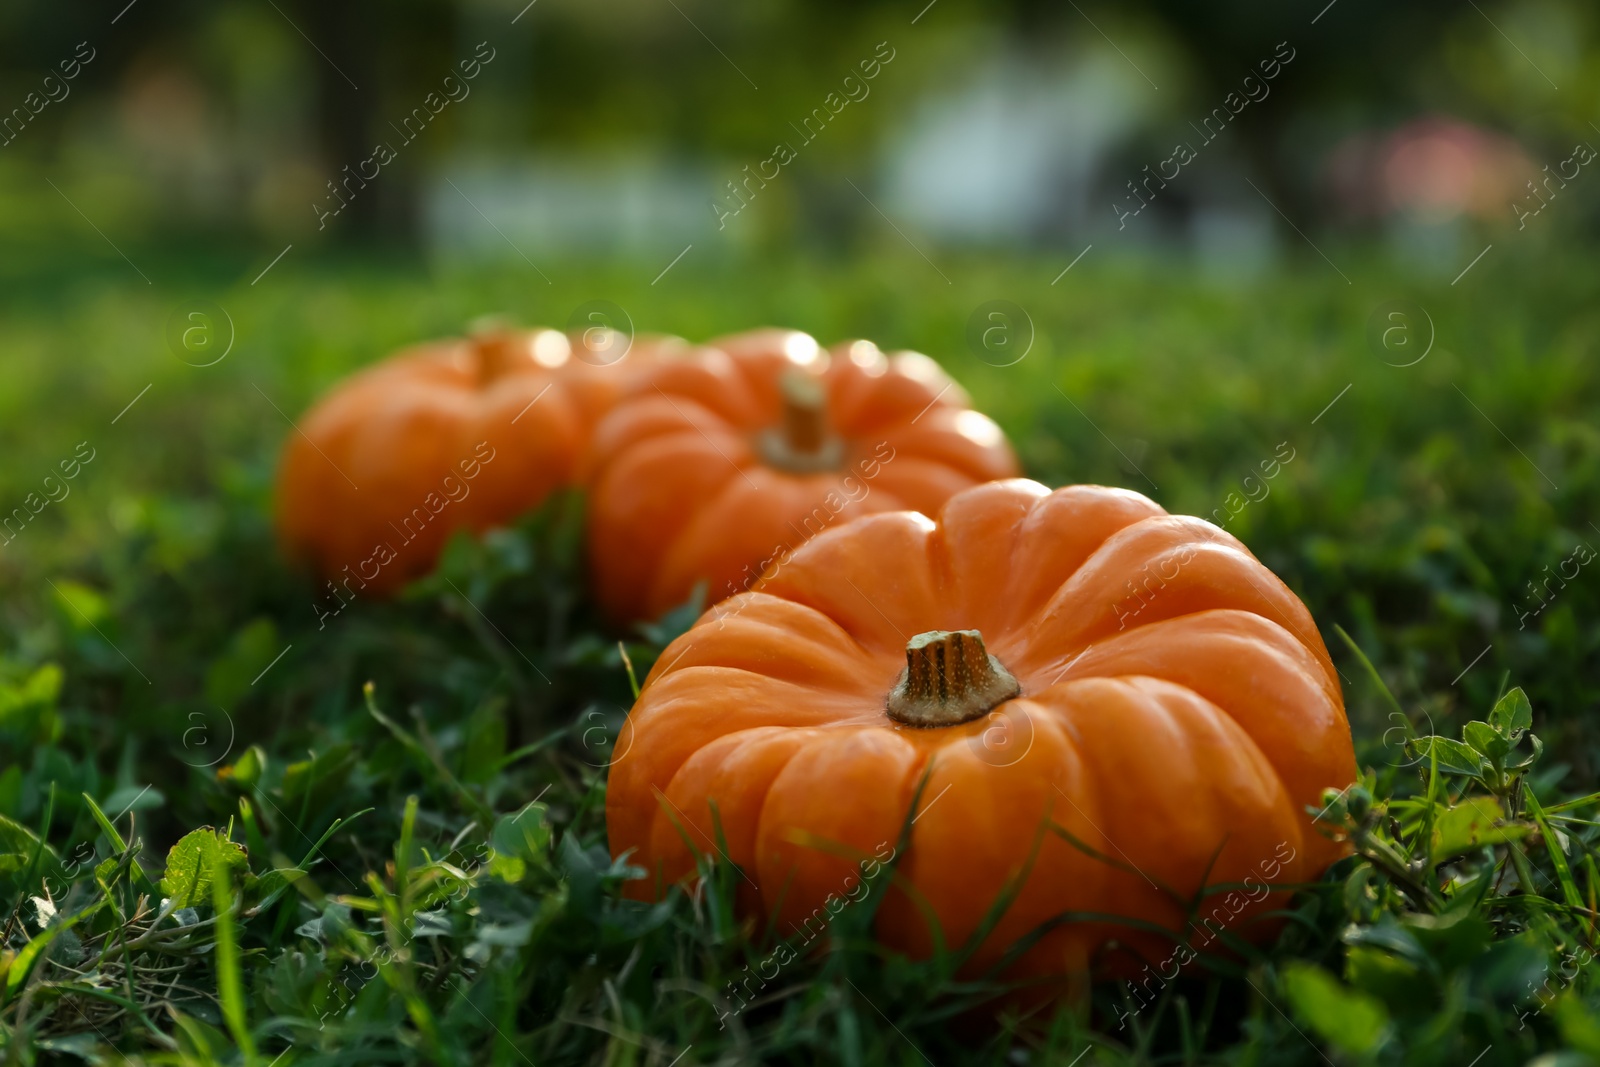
275, 324, 698, 594
582, 328, 1019, 624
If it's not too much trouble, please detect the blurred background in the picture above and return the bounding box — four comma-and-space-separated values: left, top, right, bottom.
3, 0, 1597, 271
3, 0, 1600, 796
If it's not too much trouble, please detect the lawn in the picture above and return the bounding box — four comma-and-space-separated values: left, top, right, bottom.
2, 240, 1599, 1064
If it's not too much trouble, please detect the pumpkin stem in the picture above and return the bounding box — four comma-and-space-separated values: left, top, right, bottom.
468, 321, 528, 383
886, 630, 1021, 727
757, 370, 844, 473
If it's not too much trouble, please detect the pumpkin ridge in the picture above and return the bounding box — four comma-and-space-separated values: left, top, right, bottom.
994, 486, 1172, 626
1033, 610, 1352, 850
922, 480, 1046, 632
1025, 517, 1314, 658
649, 602, 885, 697
743, 731, 894, 917
649, 726, 821, 888
590, 395, 748, 476
752, 726, 926, 921
1024, 607, 1338, 701
1034, 677, 1308, 925
591, 427, 752, 613
747, 510, 942, 657
650, 464, 803, 615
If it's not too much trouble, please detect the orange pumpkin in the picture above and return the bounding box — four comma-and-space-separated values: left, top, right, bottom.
582, 328, 1019, 624
607, 479, 1355, 999
276, 325, 693, 595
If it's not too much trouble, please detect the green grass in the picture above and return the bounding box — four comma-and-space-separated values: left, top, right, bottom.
2, 242, 1600, 1064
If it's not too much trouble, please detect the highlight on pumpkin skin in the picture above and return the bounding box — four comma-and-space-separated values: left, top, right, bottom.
604, 478, 1357, 1001
580, 327, 1020, 625
273, 319, 697, 599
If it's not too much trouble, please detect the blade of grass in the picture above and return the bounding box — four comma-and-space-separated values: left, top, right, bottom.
1524, 783, 1583, 910
618, 640, 641, 699
2, 911, 81, 1004
204, 831, 256, 1062
948, 805, 1053, 974
1334, 625, 1407, 720
492, 726, 572, 774
365, 682, 494, 826
19, 780, 57, 898
81, 790, 128, 853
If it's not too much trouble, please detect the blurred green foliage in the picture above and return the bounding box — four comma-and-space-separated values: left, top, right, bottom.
2, 0, 1597, 245
3, 0, 1600, 1057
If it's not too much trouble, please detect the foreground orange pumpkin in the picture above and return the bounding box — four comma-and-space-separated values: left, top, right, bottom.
277, 325, 692, 596
582, 328, 1019, 624
607, 479, 1355, 1001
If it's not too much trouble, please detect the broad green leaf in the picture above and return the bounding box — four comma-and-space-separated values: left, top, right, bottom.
92, 856, 121, 894
460, 700, 507, 784
204, 618, 281, 710
1282, 962, 1390, 1057
280, 742, 357, 813
50, 580, 110, 631
0, 663, 63, 744
1469, 934, 1550, 1000
295, 901, 353, 943
1462, 721, 1510, 760
489, 802, 551, 883
160, 828, 248, 909
1344, 946, 1423, 1010
217, 745, 266, 790
1432, 796, 1530, 861
1508, 733, 1545, 772
101, 784, 164, 817
1406, 736, 1486, 778
1558, 991, 1600, 1056
407, 909, 454, 938
1490, 687, 1533, 739
0, 813, 60, 879
1344, 915, 1428, 965
1402, 911, 1492, 968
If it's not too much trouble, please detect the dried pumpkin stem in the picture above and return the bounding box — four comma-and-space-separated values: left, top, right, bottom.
757, 369, 844, 473
781, 371, 828, 453
886, 629, 1021, 727
468, 321, 527, 384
